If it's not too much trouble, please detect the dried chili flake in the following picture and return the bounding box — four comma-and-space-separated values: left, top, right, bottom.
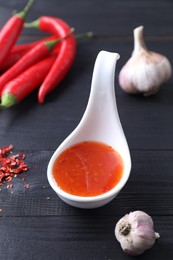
0, 144, 13, 156
24, 184, 30, 189
0, 144, 28, 185
7, 184, 14, 189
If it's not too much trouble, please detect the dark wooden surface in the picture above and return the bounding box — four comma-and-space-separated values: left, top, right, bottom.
0, 0, 173, 259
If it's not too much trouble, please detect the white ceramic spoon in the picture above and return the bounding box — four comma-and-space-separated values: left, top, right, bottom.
47, 50, 131, 209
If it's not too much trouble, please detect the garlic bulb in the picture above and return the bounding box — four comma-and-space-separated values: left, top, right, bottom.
119, 26, 172, 96
115, 210, 160, 256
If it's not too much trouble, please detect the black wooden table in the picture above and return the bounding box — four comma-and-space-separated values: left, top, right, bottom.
0, 0, 173, 259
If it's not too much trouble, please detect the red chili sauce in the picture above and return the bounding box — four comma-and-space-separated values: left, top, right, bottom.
52, 141, 124, 197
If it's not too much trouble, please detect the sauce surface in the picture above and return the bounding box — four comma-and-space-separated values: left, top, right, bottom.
53, 141, 124, 196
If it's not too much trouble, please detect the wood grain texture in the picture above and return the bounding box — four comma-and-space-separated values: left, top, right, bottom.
0, 39, 172, 150
0, 0, 172, 259
0, 150, 172, 217
0, 216, 172, 260
0, 0, 173, 36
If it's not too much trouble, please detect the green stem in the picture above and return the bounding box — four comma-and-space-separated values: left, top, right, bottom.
0, 93, 17, 109
75, 31, 94, 40
24, 19, 39, 29
17, 0, 34, 19
45, 28, 75, 50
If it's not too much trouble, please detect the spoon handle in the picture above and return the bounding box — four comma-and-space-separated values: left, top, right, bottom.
80, 51, 121, 135
91, 50, 120, 94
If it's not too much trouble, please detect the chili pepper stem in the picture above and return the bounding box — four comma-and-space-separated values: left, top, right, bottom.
45, 28, 75, 50
75, 31, 94, 40
0, 93, 17, 109
16, 0, 34, 19
24, 19, 39, 29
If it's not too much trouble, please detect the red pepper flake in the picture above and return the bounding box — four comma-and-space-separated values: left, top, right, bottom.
0, 144, 28, 185
7, 184, 14, 189
24, 184, 30, 189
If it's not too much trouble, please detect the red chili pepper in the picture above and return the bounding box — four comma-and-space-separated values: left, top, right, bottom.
0, 49, 29, 71
12, 31, 92, 54
1, 31, 93, 71
12, 35, 56, 52
0, 56, 55, 108
0, 0, 33, 67
0, 34, 69, 95
0, 35, 56, 71
25, 16, 77, 103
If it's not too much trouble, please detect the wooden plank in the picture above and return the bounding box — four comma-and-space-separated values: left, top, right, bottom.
0, 1, 171, 260
0, 215, 172, 259
0, 38, 172, 150
0, 150, 172, 216
26, 0, 173, 36
0, 0, 173, 36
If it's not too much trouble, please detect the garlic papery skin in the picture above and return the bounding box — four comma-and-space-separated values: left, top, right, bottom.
119, 26, 172, 96
115, 210, 160, 256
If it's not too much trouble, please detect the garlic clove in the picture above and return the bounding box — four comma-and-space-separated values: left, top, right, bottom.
115, 210, 160, 256
119, 26, 172, 96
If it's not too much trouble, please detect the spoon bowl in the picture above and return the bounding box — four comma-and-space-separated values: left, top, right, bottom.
47, 51, 131, 208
